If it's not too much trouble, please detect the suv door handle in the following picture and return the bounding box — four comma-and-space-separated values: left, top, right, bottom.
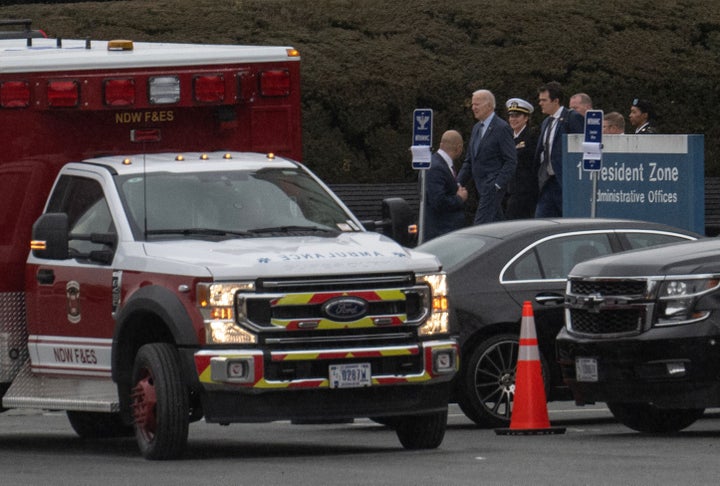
535, 293, 564, 306
36, 268, 55, 285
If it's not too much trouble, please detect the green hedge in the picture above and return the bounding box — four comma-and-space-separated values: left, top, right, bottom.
4, 0, 719, 182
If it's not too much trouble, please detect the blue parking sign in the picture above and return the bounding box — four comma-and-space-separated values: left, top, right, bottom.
413, 109, 433, 146
412, 109, 433, 169
583, 110, 603, 171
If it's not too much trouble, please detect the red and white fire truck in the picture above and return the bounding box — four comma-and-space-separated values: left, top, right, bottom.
0, 21, 457, 459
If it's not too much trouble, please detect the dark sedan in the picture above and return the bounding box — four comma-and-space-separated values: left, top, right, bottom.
416, 218, 700, 427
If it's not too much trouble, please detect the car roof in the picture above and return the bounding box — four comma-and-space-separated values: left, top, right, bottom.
571, 237, 720, 277
435, 218, 700, 241
75, 151, 299, 176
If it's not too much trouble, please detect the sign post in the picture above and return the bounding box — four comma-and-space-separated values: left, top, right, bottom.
412, 109, 433, 244
582, 110, 603, 217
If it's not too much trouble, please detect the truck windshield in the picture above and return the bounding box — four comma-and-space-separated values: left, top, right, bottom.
117, 168, 360, 240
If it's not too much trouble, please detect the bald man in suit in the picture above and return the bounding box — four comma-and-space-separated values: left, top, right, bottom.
423, 130, 467, 241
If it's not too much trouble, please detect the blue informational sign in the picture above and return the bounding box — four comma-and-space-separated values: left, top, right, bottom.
582, 110, 603, 171
412, 109, 433, 169
563, 134, 705, 234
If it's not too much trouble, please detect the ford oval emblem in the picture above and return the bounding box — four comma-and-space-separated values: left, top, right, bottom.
322, 296, 369, 322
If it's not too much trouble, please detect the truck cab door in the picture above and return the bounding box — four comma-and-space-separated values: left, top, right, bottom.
25, 175, 118, 376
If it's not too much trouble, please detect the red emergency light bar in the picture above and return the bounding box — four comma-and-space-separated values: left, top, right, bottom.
194, 74, 225, 103
47, 80, 79, 107
1, 69, 292, 110
259, 69, 290, 97
0, 81, 30, 108
104, 78, 135, 106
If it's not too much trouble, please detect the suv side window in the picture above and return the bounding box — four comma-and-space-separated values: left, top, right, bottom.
46, 175, 116, 259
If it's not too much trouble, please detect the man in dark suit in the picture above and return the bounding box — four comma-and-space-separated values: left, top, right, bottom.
422, 130, 467, 241
534, 81, 585, 218
457, 89, 517, 224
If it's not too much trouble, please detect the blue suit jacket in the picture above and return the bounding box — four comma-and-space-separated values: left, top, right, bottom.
457, 115, 517, 193
423, 152, 465, 241
535, 107, 584, 186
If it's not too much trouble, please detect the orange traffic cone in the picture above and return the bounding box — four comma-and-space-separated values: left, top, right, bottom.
495, 301, 565, 435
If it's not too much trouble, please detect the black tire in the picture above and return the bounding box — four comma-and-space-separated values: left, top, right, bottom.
131, 343, 189, 460
607, 402, 704, 433
67, 411, 134, 439
395, 410, 447, 449
458, 333, 550, 428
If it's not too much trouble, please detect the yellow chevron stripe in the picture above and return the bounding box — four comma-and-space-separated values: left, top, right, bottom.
270, 315, 408, 329
273, 289, 407, 307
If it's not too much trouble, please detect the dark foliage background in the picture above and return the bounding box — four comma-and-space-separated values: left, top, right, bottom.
3, 0, 719, 183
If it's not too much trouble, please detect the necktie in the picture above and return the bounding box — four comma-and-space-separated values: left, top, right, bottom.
479, 122, 485, 139
543, 118, 556, 176
543, 118, 554, 163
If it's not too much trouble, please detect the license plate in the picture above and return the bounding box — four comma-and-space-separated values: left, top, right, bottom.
329, 362, 371, 389
576, 357, 598, 382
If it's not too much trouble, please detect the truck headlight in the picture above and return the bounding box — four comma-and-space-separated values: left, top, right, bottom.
197, 282, 257, 343
416, 272, 449, 336
656, 277, 719, 325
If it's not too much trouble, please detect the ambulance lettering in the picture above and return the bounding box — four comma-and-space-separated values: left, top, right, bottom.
115, 110, 174, 124
52, 347, 98, 365
279, 251, 384, 261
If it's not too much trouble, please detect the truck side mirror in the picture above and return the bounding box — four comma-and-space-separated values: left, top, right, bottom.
381, 198, 417, 248
31, 213, 69, 260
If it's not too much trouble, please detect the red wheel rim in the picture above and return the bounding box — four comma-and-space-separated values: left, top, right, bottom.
131, 368, 158, 441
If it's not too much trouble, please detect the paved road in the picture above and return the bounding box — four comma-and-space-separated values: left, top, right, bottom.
1, 403, 719, 485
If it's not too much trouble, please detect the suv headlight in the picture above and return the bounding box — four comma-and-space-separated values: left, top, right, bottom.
197, 282, 257, 343
416, 272, 449, 336
656, 277, 720, 325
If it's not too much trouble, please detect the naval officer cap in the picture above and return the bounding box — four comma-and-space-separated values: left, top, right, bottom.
632, 98, 655, 118
506, 98, 534, 114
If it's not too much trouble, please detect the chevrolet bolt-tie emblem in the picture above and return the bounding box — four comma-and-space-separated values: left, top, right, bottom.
582, 292, 605, 313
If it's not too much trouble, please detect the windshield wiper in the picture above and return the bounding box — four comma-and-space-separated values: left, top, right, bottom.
145, 228, 254, 238
247, 225, 339, 235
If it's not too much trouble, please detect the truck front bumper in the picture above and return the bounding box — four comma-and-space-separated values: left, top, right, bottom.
556, 322, 720, 408
188, 340, 458, 423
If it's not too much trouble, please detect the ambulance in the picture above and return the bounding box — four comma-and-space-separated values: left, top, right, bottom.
0, 21, 457, 459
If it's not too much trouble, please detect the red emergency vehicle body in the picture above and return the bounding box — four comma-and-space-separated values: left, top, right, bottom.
0, 30, 458, 460
0, 36, 301, 293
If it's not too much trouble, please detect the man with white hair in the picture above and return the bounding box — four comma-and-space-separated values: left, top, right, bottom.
456, 89, 517, 224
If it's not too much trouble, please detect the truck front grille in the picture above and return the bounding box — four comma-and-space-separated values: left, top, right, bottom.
235, 273, 430, 340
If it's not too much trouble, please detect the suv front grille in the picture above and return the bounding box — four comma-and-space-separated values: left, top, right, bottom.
570, 279, 647, 296
568, 308, 643, 335
566, 277, 651, 337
